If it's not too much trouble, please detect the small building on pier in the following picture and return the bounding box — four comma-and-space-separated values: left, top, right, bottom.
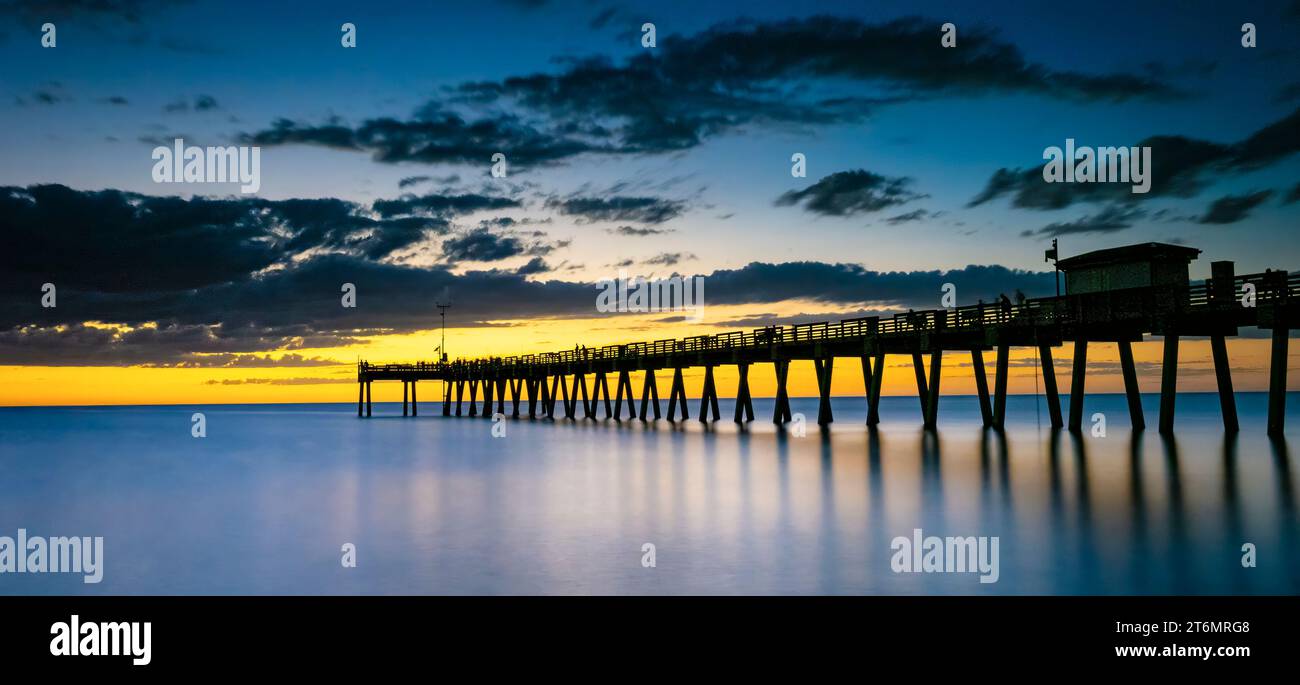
1055, 242, 1203, 331
1057, 242, 1202, 295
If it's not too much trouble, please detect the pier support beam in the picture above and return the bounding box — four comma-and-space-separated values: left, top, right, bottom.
468, 380, 479, 416
1118, 340, 1145, 430
667, 367, 689, 421
550, 374, 565, 419
559, 374, 574, 419
496, 378, 506, 415
772, 360, 792, 424
456, 380, 465, 416
1039, 344, 1063, 429
993, 344, 1009, 429
358, 382, 364, 417
573, 373, 589, 420
859, 356, 873, 422
1159, 334, 1178, 434
911, 353, 929, 422
365, 381, 372, 417
971, 350, 992, 427
402, 381, 408, 416
539, 376, 551, 418
924, 350, 942, 429
640, 369, 661, 421
442, 381, 451, 416
614, 370, 636, 420
867, 353, 885, 426
592, 371, 611, 419
481, 379, 493, 417
509, 379, 522, 417
1268, 325, 1288, 436
1211, 334, 1238, 433
734, 363, 754, 423
411, 381, 417, 416
1069, 340, 1087, 432
699, 365, 720, 423
813, 357, 834, 425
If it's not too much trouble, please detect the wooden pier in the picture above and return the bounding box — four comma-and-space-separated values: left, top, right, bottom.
357, 243, 1296, 434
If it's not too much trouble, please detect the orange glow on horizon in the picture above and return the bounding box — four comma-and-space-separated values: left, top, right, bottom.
2, 304, 1296, 407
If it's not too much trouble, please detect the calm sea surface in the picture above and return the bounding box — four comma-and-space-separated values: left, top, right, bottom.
1, 393, 1296, 595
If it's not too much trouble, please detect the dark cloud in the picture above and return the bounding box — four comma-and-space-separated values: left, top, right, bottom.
244, 111, 610, 167
701, 262, 1055, 310
1198, 190, 1274, 224
1285, 183, 1300, 204
968, 107, 1300, 210
371, 192, 520, 218
455, 16, 1179, 154
398, 175, 431, 188
441, 228, 527, 262
643, 252, 696, 267
607, 225, 674, 236
0, 0, 162, 22
163, 94, 221, 113
99, 95, 130, 105
589, 7, 618, 30
883, 209, 930, 225
1022, 205, 1148, 237
243, 16, 1177, 165
545, 195, 685, 224
0, 184, 460, 303
2, 185, 1056, 366
515, 256, 552, 275
776, 170, 924, 216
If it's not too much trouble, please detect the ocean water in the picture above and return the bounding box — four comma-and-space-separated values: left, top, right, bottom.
0, 392, 1296, 595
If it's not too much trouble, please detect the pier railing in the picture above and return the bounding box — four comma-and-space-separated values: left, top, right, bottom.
359, 270, 1293, 377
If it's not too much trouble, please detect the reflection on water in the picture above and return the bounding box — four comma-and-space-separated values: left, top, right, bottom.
0, 393, 1296, 595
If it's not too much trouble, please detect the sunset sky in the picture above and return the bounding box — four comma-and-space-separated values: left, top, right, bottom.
2, 0, 1299, 406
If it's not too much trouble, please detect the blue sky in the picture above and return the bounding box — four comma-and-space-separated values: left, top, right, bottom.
2, 0, 1299, 366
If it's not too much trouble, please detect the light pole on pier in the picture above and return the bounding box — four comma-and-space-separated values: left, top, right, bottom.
436, 303, 450, 362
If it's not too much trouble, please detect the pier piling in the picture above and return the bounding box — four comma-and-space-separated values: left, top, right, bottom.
1039, 344, 1063, 429
1069, 340, 1088, 432
972, 349, 993, 427
1159, 334, 1179, 434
